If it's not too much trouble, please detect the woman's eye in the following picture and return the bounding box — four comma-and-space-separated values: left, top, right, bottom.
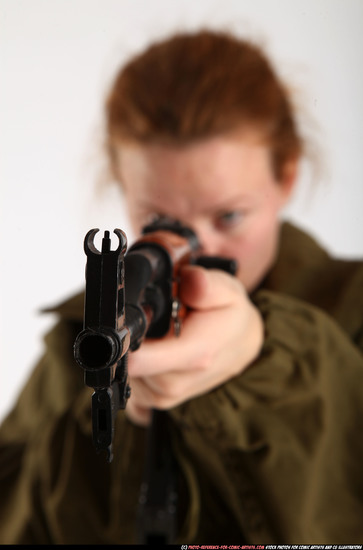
144, 212, 163, 225
216, 211, 244, 229
144, 212, 182, 228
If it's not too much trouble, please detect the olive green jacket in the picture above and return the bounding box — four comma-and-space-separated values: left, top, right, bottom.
1, 223, 363, 544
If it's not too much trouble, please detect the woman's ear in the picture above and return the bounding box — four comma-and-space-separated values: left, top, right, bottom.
279, 157, 299, 204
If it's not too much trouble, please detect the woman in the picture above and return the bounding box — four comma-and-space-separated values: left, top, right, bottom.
1, 29, 362, 544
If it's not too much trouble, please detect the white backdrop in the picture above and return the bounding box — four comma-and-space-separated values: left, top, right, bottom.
1, 0, 362, 422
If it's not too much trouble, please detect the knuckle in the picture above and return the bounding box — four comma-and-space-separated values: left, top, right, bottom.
194, 348, 213, 372
154, 376, 180, 402
153, 396, 173, 410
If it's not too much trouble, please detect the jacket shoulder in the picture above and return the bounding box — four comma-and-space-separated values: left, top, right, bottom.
42, 290, 84, 321
263, 223, 363, 345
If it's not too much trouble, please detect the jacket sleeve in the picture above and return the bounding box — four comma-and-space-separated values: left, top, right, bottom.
1, 290, 363, 544
169, 290, 363, 543
0, 319, 82, 543
0, 317, 148, 544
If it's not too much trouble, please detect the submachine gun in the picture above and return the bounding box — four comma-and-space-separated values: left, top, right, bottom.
73, 218, 237, 543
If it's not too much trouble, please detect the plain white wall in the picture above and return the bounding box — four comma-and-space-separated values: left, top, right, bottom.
1, 0, 362, 422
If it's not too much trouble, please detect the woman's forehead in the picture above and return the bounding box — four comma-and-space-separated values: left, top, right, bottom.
119, 133, 272, 194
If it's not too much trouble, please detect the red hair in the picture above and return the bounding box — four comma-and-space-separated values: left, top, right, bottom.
105, 29, 303, 180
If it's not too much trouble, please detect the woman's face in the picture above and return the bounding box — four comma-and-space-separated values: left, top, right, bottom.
118, 134, 296, 292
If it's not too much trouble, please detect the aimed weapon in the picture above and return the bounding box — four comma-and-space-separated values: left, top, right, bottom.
73, 218, 237, 542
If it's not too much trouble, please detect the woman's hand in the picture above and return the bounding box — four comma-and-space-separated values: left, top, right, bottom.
125, 265, 264, 426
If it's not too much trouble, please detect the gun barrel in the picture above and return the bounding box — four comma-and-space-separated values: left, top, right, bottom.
75, 330, 120, 369
74, 326, 130, 389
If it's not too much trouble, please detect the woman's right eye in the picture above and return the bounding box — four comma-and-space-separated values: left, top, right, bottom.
146, 213, 184, 227
144, 212, 163, 225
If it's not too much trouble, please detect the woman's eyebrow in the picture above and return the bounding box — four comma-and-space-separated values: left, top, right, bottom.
202, 195, 256, 213
135, 200, 166, 211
